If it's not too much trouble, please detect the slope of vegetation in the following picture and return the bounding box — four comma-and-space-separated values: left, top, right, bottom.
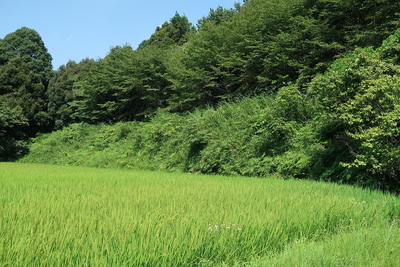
1, 163, 399, 266
1, 0, 398, 193
21, 95, 303, 174
22, 26, 400, 192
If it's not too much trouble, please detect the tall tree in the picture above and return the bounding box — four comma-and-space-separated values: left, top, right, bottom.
72, 45, 170, 123
0, 27, 53, 159
0, 27, 53, 132
197, 5, 240, 29
0, 27, 53, 86
138, 13, 194, 49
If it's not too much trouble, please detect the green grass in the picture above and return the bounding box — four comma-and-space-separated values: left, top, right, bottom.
1, 163, 399, 266
246, 225, 400, 267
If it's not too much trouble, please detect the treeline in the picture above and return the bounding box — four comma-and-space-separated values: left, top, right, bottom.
22, 29, 400, 192
48, 0, 400, 124
2, 0, 400, 191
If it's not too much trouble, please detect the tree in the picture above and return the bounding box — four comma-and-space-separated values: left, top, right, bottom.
0, 57, 49, 134
138, 13, 194, 49
72, 45, 170, 123
197, 6, 239, 29
0, 27, 53, 133
307, 28, 400, 192
305, 0, 400, 48
0, 95, 29, 160
168, 0, 400, 110
165, 0, 307, 110
47, 58, 96, 129
0, 27, 53, 86
0, 27, 53, 160
340, 74, 400, 191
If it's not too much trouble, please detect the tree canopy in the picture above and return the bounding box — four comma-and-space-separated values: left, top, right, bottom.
0, 27, 53, 159
0, 27, 52, 84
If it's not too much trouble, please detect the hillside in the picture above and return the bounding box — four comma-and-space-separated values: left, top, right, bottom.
0, 0, 399, 192
20, 28, 400, 192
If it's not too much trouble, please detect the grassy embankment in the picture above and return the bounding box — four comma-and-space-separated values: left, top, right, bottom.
20, 93, 320, 179
1, 163, 399, 266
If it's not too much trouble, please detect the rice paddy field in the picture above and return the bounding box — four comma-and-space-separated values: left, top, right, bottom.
0, 163, 399, 266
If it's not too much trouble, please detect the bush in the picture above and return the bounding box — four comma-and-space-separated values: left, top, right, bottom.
307, 28, 400, 192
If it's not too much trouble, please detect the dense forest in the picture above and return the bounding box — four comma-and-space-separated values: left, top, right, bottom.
2, 0, 400, 192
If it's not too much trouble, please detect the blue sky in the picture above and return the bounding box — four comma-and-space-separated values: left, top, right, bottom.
1, 0, 237, 69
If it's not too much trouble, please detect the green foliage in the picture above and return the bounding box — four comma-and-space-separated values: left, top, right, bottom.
138, 13, 194, 49
197, 5, 240, 29
72, 45, 171, 123
305, 0, 400, 48
47, 59, 96, 129
0, 57, 49, 133
339, 75, 400, 189
164, 0, 400, 110
12, 0, 396, 127
22, 90, 315, 179
307, 28, 400, 191
0, 97, 29, 160
0, 27, 53, 83
0, 27, 53, 160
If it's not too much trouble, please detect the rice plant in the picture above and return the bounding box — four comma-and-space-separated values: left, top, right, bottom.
1, 163, 399, 266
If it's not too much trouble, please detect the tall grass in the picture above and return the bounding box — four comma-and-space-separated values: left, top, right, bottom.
247, 225, 400, 267
1, 163, 399, 266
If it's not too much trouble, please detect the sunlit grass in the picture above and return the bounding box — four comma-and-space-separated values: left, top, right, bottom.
0, 163, 399, 266
246, 222, 400, 267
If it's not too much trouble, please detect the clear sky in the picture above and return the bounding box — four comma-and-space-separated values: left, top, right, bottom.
1, 0, 237, 69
